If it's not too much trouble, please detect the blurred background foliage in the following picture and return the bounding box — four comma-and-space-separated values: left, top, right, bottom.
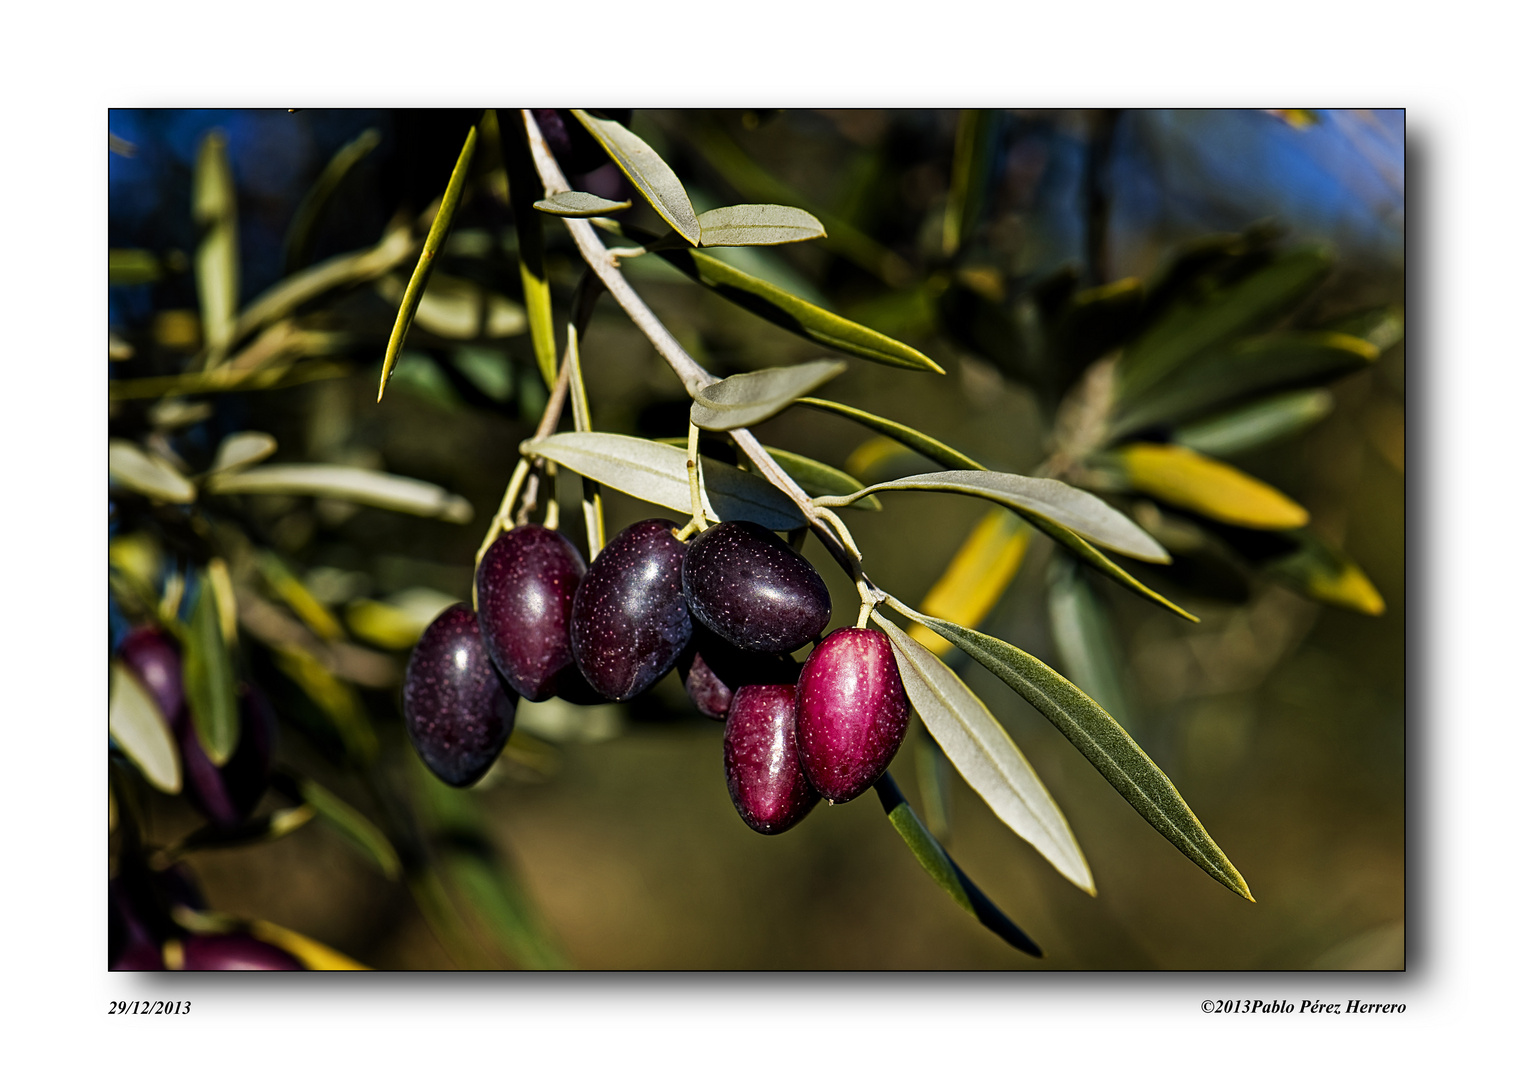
108, 108, 1404, 969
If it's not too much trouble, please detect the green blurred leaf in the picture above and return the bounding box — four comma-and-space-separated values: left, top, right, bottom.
168, 805, 317, 858
533, 190, 633, 217
345, 588, 460, 650
523, 432, 806, 530
193, 130, 239, 356
695, 203, 825, 246
109, 249, 162, 286
1262, 530, 1385, 615
206, 464, 474, 523
1117, 246, 1334, 402
1036, 511, 1199, 623
1114, 331, 1376, 436
758, 446, 881, 510
889, 601, 1253, 902
248, 918, 368, 970
654, 247, 943, 373
914, 733, 953, 841
1109, 443, 1310, 530
910, 509, 1030, 656
1325, 306, 1404, 352
1172, 389, 1334, 457
284, 127, 381, 274
690, 359, 847, 431
1046, 557, 1133, 729
376, 271, 526, 339
183, 574, 239, 767
875, 773, 1041, 957
208, 431, 278, 475
272, 644, 379, 765
109, 439, 196, 503
378, 125, 477, 401
818, 470, 1170, 563
571, 110, 700, 245
296, 776, 401, 880
795, 397, 983, 469
942, 109, 996, 258
444, 843, 571, 970
872, 613, 1094, 894
501, 111, 557, 386
109, 661, 182, 793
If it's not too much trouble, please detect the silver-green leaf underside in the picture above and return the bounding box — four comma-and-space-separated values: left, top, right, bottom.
690, 359, 847, 431
571, 110, 700, 245
109, 661, 182, 793
1171, 389, 1334, 458
523, 432, 806, 530
819, 469, 1169, 563
873, 613, 1095, 894
109, 440, 197, 503
533, 191, 633, 217
758, 446, 882, 510
206, 465, 473, 523
891, 603, 1253, 902
209, 431, 278, 475
695, 203, 826, 247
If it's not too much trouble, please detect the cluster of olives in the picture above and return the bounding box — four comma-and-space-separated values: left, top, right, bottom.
405, 516, 910, 835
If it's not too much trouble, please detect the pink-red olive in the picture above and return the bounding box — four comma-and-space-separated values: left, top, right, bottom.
724, 683, 818, 835
177, 934, 303, 971
795, 628, 909, 804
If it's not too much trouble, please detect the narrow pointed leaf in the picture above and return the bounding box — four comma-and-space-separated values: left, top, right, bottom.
1172, 389, 1334, 457
1033, 512, 1198, 622
248, 919, 369, 970
876, 773, 1041, 957
758, 446, 881, 509
206, 464, 474, 523
655, 248, 943, 372
1114, 330, 1375, 435
909, 509, 1030, 655
1113, 443, 1309, 529
183, 574, 239, 766
942, 109, 995, 258
571, 110, 700, 245
872, 613, 1095, 894
297, 776, 401, 880
696, 203, 825, 246
914, 733, 954, 842
690, 359, 847, 430
109, 661, 182, 793
818, 470, 1170, 563
109, 249, 161, 285
109, 440, 196, 503
889, 602, 1253, 902
378, 125, 477, 401
193, 130, 239, 356
209, 431, 278, 475
797, 397, 981, 469
523, 431, 805, 530
284, 127, 381, 274
501, 111, 557, 385
1047, 558, 1133, 728
533, 190, 633, 217
377, 271, 526, 339
1117, 246, 1334, 400
1262, 530, 1385, 615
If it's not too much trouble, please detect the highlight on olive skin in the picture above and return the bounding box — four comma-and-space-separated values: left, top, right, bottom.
794, 628, 910, 805
475, 523, 587, 701
724, 683, 819, 835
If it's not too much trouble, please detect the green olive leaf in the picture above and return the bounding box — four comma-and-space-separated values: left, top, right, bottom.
183, 574, 239, 767
1033, 511, 1198, 623
501, 111, 557, 386
376, 272, 526, 339
296, 775, 401, 880
695, 203, 826, 247
690, 359, 847, 431
109, 440, 196, 503
109, 661, 182, 793
523, 432, 806, 531
875, 773, 1041, 957
817, 470, 1170, 564
208, 431, 278, 475
795, 397, 982, 469
570, 110, 700, 245
888, 600, 1253, 902
873, 612, 1095, 895
205, 464, 474, 523
1260, 529, 1385, 615
757, 446, 882, 510
109, 249, 162, 286
193, 130, 239, 356
284, 127, 381, 274
1046, 557, 1134, 730
533, 191, 633, 217
1172, 389, 1334, 458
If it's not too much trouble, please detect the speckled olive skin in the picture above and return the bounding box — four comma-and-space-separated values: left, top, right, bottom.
681, 521, 831, 653
476, 524, 587, 701
404, 603, 518, 787
178, 934, 303, 971
724, 684, 819, 835
175, 683, 278, 827
119, 625, 185, 723
570, 519, 692, 701
795, 628, 909, 804
681, 624, 803, 719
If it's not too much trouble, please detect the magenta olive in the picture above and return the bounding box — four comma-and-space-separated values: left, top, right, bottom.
403, 603, 518, 787
476, 524, 587, 701
724, 683, 818, 835
795, 628, 909, 804
175, 683, 278, 827
178, 933, 303, 971
119, 625, 185, 724
570, 520, 692, 701
681, 625, 803, 720
681, 521, 831, 653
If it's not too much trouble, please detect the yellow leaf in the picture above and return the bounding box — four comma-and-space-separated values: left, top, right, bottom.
249, 919, 369, 970
1117, 443, 1309, 530
908, 509, 1030, 656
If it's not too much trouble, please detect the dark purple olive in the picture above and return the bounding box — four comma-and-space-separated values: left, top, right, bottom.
552, 662, 612, 706
404, 603, 518, 787
682, 521, 831, 654
724, 684, 818, 835
175, 683, 278, 827
795, 628, 909, 804
680, 624, 803, 720
476, 524, 587, 701
177, 933, 303, 971
570, 520, 692, 701
110, 864, 206, 970
118, 625, 185, 724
